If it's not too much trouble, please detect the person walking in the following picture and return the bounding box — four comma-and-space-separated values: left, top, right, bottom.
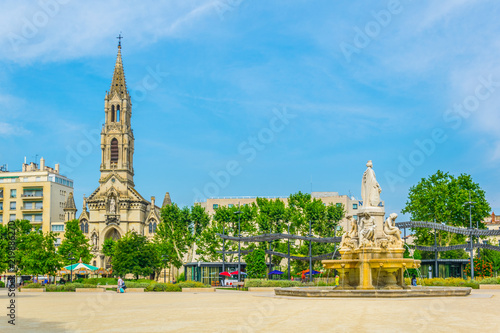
335, 274, 340, 287
117, 276, 126, 293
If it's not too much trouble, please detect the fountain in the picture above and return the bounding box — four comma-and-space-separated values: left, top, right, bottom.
275, 161, 471, 298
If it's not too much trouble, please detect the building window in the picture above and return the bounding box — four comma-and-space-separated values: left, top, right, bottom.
36, 177, 40, 181
111, 105, 115, 122
111, 138, 119, 163
336, 203, 342, 207
0, 189, 3, 198
228, 204, 233, 208
353, 215, 358, 221
0, 215, 2, 222
34, 214, 42, 222
10, 202, 16, 210
54, 238, 61, 247
116, 105, 120, 122
9, 214, 16, 221
213, 204, 218, 210
35, 202, 42, 209
52, 225, 64, 232
0, 202, 3, 210
10, 189, 16, 198
353, 203, 358, 210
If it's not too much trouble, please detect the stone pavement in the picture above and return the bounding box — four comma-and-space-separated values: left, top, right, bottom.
0, 288, 498, 332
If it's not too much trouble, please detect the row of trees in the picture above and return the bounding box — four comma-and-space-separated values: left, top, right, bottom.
0, 219, 92, 280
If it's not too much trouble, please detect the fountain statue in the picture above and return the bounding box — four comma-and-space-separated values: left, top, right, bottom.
323, 160, 419, 290
275, 160, 471, 297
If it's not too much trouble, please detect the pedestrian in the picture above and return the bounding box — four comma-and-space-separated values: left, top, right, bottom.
335, 274, 340, 286
117, 276, 126, 293
411, 275, 417, 286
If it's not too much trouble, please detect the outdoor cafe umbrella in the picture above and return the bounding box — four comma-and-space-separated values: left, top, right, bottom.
219, 272, 232, 277
304, 270, 321, 275
268, 270, 284, 275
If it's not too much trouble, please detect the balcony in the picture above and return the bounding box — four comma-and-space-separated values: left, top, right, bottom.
21, 207, 43, 212
22, 193, 43, 200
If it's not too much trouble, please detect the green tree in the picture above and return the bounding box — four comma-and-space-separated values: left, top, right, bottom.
0, 224, 11, 273
402, 171, 490, 259
245, 248, 267, 278
102, 238, 116, 268
155, 204, 192, 268
186, 205, 210, 263
58, 219, 92, 264
16, 229, 61, 278
113, 231, 159, 279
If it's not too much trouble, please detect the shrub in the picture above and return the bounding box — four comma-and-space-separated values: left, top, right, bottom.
177, 281, 209, 288
477, 277, 500, 284
178, 272, 185, 282
145, 283, 181, 292
244, 279, 314, 288
404, 277, 480, 289
124, 282, 151, 288
79, 278, 118, 285
23, 283, 43, 288
0, 281, 5, 288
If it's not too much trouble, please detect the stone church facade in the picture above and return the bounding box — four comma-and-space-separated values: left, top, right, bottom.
77, 42, 170, 268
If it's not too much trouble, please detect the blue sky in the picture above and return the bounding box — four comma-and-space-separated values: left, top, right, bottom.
1, 0, 500, 219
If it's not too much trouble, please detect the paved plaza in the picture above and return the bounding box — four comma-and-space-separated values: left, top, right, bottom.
1, 288, 499, 332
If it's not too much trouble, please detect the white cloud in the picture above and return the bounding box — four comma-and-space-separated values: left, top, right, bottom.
0, 122, 30, 136
0, 0, 220, 63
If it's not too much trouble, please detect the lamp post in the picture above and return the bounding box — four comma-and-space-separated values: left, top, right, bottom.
463, 191, 475, 280
222, 221, 226, 274
309, 220, 312, 283
68, 252, 75, 282
287, 222, 291, 280
235, 205, 242, 282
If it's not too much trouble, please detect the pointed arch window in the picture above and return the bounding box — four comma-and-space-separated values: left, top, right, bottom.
111, 138, 119, 163
111, 105, 115, 122
85, 222, 89, 234
116, 105, 120, 122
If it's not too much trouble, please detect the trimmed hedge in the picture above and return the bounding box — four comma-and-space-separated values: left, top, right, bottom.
404, 277, 480, 289
244, 279, 326, 288
477, 277, 500, 284
145, 281, 209, 292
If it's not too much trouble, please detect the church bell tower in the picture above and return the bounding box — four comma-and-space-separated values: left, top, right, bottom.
100, 35, 135, 185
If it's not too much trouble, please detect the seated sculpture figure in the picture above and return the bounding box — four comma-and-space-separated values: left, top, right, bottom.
383, 213, 403, 248
340, 216, 359, 250
359, 213, 375, 247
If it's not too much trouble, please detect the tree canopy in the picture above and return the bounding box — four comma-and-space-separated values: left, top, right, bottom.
58, 219, 92, 265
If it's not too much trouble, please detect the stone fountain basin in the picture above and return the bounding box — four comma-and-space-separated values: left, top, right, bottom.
322, 258, 420, 270
274, 286, 472, 298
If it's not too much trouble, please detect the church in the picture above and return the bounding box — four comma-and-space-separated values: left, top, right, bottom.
74, 39, 170, 268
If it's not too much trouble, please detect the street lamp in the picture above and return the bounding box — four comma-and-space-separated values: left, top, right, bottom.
234, 205, 242, 283
222, 220, 226, 274
463, 191, 475, 280
287, 222, 291, 280
68, 252, 75, 282
309, 220, 312, 283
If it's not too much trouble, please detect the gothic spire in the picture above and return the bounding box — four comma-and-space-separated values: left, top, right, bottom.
110, 35, 127, 98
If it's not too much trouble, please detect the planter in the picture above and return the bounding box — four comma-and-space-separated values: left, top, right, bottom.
479, 284, 500, 289
247, 287, 277, 292
181, 288, 215, 292
20, 288, 45, 292
75, 288, 105, 292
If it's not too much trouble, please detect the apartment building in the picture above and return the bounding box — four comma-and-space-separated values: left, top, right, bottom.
0, 157, 74, 245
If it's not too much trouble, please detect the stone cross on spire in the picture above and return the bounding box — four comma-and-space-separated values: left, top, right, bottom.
109, 36, 127, 98
116, 33, 123, 48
